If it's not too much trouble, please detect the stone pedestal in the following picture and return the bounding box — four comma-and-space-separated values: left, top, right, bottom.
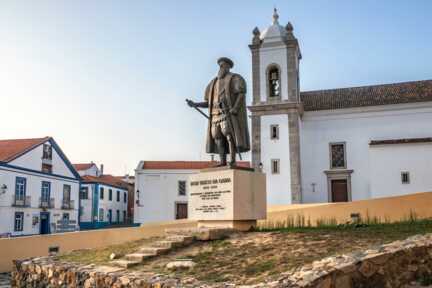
188, 167, 266, 231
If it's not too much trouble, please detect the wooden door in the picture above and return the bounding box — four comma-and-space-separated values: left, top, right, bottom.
331, 179, 348, 202
176, 203, 188, 219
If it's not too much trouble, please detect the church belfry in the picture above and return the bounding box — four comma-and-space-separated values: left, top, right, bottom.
248, 9, 303, 204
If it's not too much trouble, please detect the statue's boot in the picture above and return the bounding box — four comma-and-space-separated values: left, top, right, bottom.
218, 153, 227, 167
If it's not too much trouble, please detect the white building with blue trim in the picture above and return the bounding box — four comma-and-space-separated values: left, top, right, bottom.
79, 174, 129, 229
0, 137, 81, 237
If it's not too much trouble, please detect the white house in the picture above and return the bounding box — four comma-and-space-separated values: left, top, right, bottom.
79, 174, 129, 229
134, 161, 250, 225
248, 10, 432, 205
73, 162, 101, 177
0, 137, 81, 237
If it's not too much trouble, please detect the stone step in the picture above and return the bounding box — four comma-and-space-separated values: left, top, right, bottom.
165, 228, 198, 235
139, 246, 171, 255
165, 235, 194, 245
125, 253, 155, 262
110, 259, 140, 269
151, 240, 178, 249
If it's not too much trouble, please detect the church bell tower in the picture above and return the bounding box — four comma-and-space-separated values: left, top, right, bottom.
248, 9, 302, 204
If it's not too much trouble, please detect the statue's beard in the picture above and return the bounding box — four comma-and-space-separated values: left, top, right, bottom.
217, 69, 228, 79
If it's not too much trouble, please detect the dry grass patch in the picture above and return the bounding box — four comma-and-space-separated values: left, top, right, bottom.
58, 220, 432, 285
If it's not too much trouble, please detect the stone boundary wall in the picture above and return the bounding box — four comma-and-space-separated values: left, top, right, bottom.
264, 191, 432, 227
11, 234, 432, 287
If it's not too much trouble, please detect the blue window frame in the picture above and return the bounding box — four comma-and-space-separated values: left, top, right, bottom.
14, 212, 24, 231
41, 181, 51, 202
15, 177, 26, 200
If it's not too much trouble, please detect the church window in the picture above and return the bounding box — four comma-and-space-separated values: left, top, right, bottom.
401, 172, 410, 184
270, 125, 279, 140
178, 181, 186, 196
330, 143, 346, 169
271, 159, 280, 174
268, 66, 280, 98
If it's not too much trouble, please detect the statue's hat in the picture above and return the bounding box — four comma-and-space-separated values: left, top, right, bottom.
217, 57, 234, 68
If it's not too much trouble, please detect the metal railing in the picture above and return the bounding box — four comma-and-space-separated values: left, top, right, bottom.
12, 195, 31, 207
61, 199, 75, 210
39, 197, 55, 209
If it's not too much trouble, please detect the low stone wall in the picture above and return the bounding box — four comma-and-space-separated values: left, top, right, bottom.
270, 233, 432, 288
264, 191, 432, 227
11, 234, 432, 287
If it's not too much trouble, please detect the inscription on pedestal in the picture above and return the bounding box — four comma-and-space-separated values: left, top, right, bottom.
188, 168, 266, 223
189, 172, 234, 220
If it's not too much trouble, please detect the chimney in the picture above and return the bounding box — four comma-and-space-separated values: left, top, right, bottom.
100, 164, 104, 176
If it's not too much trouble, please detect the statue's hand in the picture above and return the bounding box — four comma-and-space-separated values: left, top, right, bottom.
186, 99, 195, 107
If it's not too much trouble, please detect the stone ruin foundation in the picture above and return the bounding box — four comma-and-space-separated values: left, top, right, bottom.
11, 233, 432, 287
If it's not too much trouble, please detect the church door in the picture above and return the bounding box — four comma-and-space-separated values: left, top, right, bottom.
331, 179, 348, 202
175, 203, 188, 219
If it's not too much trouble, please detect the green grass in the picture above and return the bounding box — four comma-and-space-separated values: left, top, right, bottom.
57, 237, 158, 265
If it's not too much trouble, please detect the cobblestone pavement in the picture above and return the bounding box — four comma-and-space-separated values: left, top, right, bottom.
0, 273, 11, 288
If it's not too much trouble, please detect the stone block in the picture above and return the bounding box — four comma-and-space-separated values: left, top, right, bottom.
139, 246, 170, 256
109, 260, 140, 269
125, 252, 155, 262
188, 167, 266, 231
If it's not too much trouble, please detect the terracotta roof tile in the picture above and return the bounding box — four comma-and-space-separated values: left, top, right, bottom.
81, 175, 129, 189
0, 137, 50, 162
141, 161, 251, 170
73, 163, 96, 171
301, 80, 432, 111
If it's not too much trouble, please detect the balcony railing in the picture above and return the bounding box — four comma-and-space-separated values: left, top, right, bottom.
39, 197, 55, 209
61, 199, 75, 210
12, 195, 31, 207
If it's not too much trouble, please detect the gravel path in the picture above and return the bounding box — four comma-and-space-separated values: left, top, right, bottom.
0, 273, 10, 288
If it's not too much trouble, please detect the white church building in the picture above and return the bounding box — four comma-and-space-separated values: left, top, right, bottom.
249, 10, 432, 205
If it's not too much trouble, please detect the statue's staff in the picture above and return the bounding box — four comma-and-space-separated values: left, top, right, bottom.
185, 99, 209, 119
220, 96, 243, 161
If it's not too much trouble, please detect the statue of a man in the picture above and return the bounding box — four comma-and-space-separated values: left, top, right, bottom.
187, 57, 250, 166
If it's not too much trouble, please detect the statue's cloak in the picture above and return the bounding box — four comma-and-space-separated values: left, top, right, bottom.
204, 72, 250, 154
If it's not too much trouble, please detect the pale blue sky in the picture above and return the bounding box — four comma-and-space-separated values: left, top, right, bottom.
1, 1, 431, 175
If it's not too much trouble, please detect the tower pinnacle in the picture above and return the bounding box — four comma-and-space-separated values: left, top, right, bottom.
272, 7, 279, 25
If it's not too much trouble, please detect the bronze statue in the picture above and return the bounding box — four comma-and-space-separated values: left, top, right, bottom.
187, 57, 250, 166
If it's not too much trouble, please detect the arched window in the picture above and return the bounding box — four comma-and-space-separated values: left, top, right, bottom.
268, 66, 280, 98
